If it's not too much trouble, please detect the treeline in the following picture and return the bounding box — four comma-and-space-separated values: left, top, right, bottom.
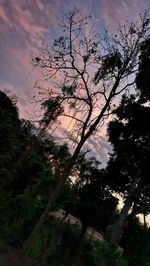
0, 90, 119, 265
1, 82, 150, 266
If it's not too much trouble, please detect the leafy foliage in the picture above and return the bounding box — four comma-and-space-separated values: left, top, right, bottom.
121, 217, 150, 266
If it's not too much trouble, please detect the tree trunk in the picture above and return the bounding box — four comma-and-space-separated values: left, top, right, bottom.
14, 170, 71, 266
107, 169, 141, 245
14, 141, 83, 266
107, 194, 133, 245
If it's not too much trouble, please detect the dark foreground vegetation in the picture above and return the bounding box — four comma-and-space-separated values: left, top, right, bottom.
1, 8, 150, 266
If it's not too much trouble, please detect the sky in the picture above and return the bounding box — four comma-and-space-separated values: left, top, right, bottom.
1, 0, 150, 225
0, 0, 149, 165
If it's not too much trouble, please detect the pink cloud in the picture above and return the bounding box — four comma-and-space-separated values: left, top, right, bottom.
0, 0, 61, 117
100, 0, 149, 28
0, 5, 13, 29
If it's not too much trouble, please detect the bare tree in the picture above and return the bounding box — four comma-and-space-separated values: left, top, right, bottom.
16, 8, 150, 265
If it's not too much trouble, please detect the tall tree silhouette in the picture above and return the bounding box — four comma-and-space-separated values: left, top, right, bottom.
0, 90, 20, 191
17, 9, 150, 265
106, 94, 150, 245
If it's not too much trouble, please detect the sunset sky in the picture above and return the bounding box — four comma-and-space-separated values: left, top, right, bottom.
0, 0, 149, 165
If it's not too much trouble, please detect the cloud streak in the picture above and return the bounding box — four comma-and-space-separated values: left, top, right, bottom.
0, 0, 62, 118
100, 0, 149, 28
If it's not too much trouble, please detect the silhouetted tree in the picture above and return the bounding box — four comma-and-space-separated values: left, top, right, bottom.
0, 90, 20, 191
60, 157, 118, 266
106, 94, 150, 245
70, 156, 118, 234
121, 217, 150, 266
17, 8, 150, 265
